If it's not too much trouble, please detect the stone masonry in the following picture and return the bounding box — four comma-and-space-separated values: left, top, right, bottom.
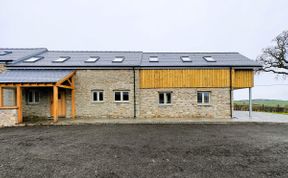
0, 109, 18, 127
139, 88, 231, 119
18, 69, 232, 120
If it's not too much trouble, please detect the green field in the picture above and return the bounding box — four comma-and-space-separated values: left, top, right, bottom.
234, 99, 288, 107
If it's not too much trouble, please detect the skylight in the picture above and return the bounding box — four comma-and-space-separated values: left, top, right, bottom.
24, 56, 43, 63
0, 51, 12, 56
85, 56, 100, 63
203, 56, 216, 62
181, 56, 192, 62
53, 56, 70, 63
112, 56, 125, 63
149, 56, 159, 62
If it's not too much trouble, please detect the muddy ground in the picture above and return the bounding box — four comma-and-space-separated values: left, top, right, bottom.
0, 124, 288, 178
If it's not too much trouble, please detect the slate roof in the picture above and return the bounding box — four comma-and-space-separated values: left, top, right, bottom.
0, 48, 47, 63
0, 70, 73, 83
0, 48, 261, 68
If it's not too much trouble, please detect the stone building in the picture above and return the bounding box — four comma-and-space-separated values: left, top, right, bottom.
0, 48, 261, 126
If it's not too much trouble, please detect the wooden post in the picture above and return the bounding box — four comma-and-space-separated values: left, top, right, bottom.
71, 77, 76, 119
0, 87, 2, 107
53, 85, 58, 122
16, 86, 23, 123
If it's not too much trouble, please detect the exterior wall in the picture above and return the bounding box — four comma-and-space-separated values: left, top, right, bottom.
22, 88, 72, 119
0, 64, 6, 73
74, 70, 135, 119
139, 88, 231, 119
0, 109, 18, 127
22, 88, 51, 118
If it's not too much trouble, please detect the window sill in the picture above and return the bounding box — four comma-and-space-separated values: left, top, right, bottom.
159, 104, 172, 106
197, 104, 212, 107
27, 103, 40, 105
114, 101, 130, 103
91, 101, 104, 104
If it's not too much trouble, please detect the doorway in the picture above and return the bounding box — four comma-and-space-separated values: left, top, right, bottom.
50, 89, 66, 118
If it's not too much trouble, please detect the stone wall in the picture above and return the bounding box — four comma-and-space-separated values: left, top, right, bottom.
0, 64, 6, 73
139, 88, 231, 119
0, 109, 18, 127
74, 70, 135, 118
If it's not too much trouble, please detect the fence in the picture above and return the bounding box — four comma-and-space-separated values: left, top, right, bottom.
234, 104, 288, 113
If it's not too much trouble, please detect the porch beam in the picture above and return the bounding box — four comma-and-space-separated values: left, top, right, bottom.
53, 85, 59, 122
71, 77, 76, 119
58, 85, 73, 89
16, 86, 23, 123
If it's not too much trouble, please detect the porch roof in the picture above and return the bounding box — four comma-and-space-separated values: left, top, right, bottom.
0, 70, 73, 83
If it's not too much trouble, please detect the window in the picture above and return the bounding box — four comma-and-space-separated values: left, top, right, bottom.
112, 56, 125, 63
197, 91, 210, 105
180, 56, 192, 62
114, 91, 129, 102
91, 90, 104, 102
149, 56, 159, 62
26, 90, 40, 104
159, 92, 172, 105
53, 56, 70, 63
85, 56, 100, 63
0, 51, 12, 56
24, 56, 43, 63
203, 56, 216, 62
3, 88, 16, 106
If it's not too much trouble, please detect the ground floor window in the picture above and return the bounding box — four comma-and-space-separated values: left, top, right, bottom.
91, 90, 104, 102
27, 90, 40, 104
197, 91, 210, 105
114, 91, 129, 102
159, 92, 172, 105
3, 87, 16, 106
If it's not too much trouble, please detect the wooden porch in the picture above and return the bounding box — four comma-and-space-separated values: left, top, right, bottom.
0, 71, 76, 123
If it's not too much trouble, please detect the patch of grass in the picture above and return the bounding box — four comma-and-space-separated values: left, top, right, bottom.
234, 99, 288, 107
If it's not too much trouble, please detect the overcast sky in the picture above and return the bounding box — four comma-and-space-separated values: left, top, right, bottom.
1, 0, 288, 100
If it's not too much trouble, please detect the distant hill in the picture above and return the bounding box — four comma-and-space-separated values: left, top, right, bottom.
234, 99, 288, 107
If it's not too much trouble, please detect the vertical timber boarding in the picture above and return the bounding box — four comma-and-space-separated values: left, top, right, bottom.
71, 77, 76, 119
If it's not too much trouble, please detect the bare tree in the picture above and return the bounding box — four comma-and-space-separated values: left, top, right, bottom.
257, 31, 288, 75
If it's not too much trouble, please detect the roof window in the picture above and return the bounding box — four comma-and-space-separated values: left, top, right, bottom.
0, 51, 12, 56
85, 56, 100, 63
203, 56, 216, 62
24, 56, 43, 63
112, 56, 125, 63
149, 56, 159, 62
53, 56, 70, 63
180, 56, 192, 62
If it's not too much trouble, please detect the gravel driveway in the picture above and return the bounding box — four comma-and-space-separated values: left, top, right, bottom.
1, 124, 288, 178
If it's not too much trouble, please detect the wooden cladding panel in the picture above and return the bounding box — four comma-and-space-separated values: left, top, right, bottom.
140, 69, 253, 89
233, 70, 254, 88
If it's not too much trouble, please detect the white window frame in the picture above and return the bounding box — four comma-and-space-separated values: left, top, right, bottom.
24, 56, 42, 63
203, 56, 216, 62
159, 92, 172, 105
149, 56, 159, 62
53, 56, 70, 63
85, 56, 100, 63
114, 91, 129, 102
91, 90, 104, 103
180, 56, 192, 62
197, 91, 211, 105
27, 90, 40, 104
112, 56, 125, 63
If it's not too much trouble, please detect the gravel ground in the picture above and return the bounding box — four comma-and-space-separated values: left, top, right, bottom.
0, 124, 288, 178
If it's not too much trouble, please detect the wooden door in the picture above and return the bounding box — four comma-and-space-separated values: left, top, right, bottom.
50, 90, 66, 118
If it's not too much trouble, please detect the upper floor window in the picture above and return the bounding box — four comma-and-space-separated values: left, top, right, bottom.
112, 56, 125, 63
91, 90, 104, 102
149, 56, 159, 62
24, 56, 43, 63
26, 90, 40, 104
53, 56, 70, 63
159, 92, 172, 105
85, 56, 100, 63
180, 56, 192, 62
197, 91, 210, 105
114, 91, 129, 102
203, 56, 216, 62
